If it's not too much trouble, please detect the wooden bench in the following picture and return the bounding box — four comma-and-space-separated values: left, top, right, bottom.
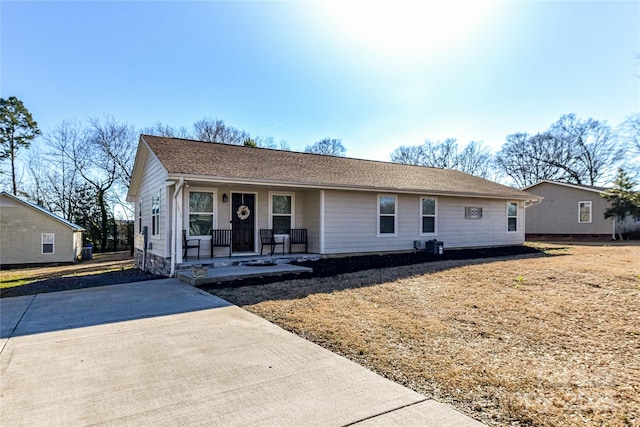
210, 229, 232, 258
289, 228, 308, 254
260, 229, 284, 255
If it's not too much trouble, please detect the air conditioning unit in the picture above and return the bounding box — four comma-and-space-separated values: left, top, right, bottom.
413, 240, 426, 250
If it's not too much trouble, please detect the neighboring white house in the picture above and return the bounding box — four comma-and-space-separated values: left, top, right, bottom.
524, 180, 640, 240
0, 192, 85, 267
127, 135, 541, 276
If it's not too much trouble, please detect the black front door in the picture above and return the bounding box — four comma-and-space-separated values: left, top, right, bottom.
231, 193, 255, 252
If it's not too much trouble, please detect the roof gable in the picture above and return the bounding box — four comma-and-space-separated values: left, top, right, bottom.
0, 192, 85, 231
523, 180, 607, 194
139, 135, 539, 200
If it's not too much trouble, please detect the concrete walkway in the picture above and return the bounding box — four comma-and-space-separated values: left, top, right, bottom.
1, 280, 484, 426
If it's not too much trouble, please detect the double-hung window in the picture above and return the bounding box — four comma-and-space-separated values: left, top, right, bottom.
189, 191, 214, 236
507, 202, 518, 232
378, 195, 397, 236
151, 193, 160, 236
578, 201, 592, 223
420, 197, 437, 235
270, 193, 294, 235
42, 233, 54, 254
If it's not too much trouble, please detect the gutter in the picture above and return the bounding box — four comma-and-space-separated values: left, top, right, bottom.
170, 177, 185, 278
166, 174, 537, 201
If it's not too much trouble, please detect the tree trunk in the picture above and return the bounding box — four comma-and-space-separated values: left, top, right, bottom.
97, 189, 108, 252
10, 137, 17, 195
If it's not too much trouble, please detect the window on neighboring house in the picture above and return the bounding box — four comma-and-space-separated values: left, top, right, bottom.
42, 233, 54, 254
151, 193, 160, 236
138, 199, 142, 233
271, 193, 293, 235
420, 197, 437, 235
189, 191, 214, 236
378, 195, 397, 236
578, 201, 592, 223
507, 202, 518, 232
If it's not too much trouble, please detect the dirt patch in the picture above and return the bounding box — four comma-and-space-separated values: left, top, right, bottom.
210, 243, 640, 426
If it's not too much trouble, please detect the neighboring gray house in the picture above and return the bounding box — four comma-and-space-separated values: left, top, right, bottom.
0, 192, 84, 267
127, 135, 541, 276
523, 180, 639, 240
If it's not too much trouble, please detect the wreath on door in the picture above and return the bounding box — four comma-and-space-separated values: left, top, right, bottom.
236, 205, 251, 220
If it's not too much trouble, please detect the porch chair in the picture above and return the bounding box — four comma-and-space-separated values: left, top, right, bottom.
182, 230, 201, 260
260, 229, 284, 256
210, 229, 232, 258
289, 228, 308, 254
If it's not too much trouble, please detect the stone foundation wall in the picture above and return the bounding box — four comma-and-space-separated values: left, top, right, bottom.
134, 249, 171, 277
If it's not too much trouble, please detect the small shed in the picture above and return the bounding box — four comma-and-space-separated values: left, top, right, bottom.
0, 192, 85, 267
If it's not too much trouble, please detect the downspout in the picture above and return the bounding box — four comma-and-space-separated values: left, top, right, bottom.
612, 216, 616, 240
170, 177, 185, 277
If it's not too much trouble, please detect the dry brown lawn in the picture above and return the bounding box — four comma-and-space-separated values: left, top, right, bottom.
211, 243, 640, 426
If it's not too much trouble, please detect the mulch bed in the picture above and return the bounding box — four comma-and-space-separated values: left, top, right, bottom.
197, 245, 542, 291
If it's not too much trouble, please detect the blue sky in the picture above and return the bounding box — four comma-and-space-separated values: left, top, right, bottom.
2, 1, 639, 161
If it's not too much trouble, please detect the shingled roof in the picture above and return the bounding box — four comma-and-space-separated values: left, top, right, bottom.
139, 134, 538, 200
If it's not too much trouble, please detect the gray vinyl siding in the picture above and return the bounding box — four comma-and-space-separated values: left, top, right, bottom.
323, 191, 524, 254
0, 195, 81, 264
136, 152, 169, 257
525, 182, 612, 235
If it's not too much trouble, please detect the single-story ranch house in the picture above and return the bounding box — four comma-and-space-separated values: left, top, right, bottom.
127, 135, 541, 277
524, 180, 640, 240
0, 191, 84, 267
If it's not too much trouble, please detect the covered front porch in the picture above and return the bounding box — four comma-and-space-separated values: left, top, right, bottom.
170, 179, 323, 268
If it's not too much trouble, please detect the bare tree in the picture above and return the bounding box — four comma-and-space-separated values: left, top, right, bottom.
27, 120, 86, 220
549, 114, 620, 185
304, 138, 346, 156
496, 114, 621, 187
390, 145, 424, 165
142, 121, 191, 139
616, 113, 640, 175
391, 138, 495, 179
193, 117, 249, 144
420, 138, 459, 169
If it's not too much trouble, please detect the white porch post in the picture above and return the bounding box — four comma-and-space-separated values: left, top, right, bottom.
176, 184, 184, 264
170, 177, 185, 277
319, 190, 325, 254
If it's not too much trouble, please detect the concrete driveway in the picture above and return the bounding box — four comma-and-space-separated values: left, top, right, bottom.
1, 279, 483, 426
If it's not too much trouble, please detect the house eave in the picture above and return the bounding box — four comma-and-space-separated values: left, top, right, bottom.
167, 173, 537, 201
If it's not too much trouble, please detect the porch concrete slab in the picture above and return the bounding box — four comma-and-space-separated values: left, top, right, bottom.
0, 280, 484, 426
177, 263, 313, 286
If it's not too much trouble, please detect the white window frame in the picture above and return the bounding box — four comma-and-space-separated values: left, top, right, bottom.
419, 196, 437, 236
188, 189, 216, 237
507, 201, 518, 233
269, 192, 295, 236
377, 194, 398, 237
151, 192, 160, 237
578, 201, 592, 223
42, 233, 55, 254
